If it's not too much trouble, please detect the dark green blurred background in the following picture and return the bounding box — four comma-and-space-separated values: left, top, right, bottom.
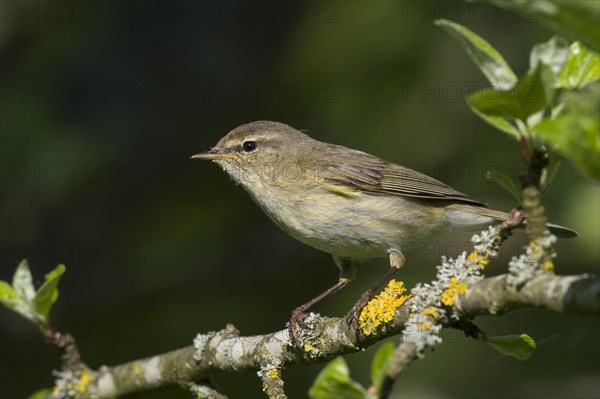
1, 1, 598, 398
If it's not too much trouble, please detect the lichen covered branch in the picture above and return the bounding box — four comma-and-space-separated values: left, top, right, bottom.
43, 270, 598, 399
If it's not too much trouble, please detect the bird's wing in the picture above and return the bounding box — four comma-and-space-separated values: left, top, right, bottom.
320, 145, 487, 206
379, 164, 487, 205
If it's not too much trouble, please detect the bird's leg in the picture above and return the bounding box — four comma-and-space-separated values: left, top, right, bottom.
289, 257, 356, 349
346, 249, 406, 331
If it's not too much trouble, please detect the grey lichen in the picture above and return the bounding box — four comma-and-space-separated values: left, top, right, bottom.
508, 231, 557, 288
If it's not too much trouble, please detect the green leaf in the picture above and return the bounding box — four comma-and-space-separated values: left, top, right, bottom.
34, 264, 66, 321
557, 41, 600, 89
532, 84, 600, 180
0, 280, 32, 319
486, 334, 536, 361
469, 66, 548, 123
12, 259, 36, 301
2, 260, 45, 323
469, 108, 521, 138
0, 280, 18, 300
530, 36, 571, 80
370, 342, 395, 394
482, 0, 600, 52
0, 281, 39, 323
485, 167, 521, 203
308, 357, 367, 399
540, 153, 563, 195
0, 260, 67, 324
435, 19, 517, 90
27, 388, 52, 399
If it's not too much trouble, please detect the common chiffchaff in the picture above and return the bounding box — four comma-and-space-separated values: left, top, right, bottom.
192, 121, 576, 346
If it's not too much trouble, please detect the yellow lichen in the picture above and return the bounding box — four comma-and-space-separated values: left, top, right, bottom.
262, 368, 281, 392
267, 368, 280, 380
440, 277, 468, 306
76, 369, 90, 393
420, 307, 440, 319
303, 342, 314, 353
528, 242, 541, 257
543, 259, 554, 271
358, 279, 412, 336
467, 251, 490, 269
417, 322, 431, 330
133, 362, 143, 376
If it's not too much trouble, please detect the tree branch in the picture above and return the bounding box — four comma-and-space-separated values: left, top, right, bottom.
50, 272, 598, 398
456, 272, 600, 317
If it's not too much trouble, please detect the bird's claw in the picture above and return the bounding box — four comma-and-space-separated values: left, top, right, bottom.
345, 290, 372, 332
288, 307, 308, 349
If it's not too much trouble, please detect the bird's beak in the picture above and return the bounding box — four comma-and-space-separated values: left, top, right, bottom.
190, 149, 233, 161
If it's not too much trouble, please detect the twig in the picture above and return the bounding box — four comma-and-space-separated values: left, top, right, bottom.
258, 367, 287, 399
520, 148, 548, 239
187, 382, 229, 399
379, 342, 418, 398
40, 322, 85, 372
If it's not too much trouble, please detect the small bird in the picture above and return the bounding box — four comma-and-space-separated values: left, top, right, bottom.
192, 121, 576, 347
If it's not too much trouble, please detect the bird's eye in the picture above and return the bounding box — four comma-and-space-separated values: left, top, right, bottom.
242, 141, 257, 152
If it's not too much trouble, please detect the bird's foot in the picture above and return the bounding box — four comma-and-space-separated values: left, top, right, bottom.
345, 290, 373, 332
288, 307, 308, 349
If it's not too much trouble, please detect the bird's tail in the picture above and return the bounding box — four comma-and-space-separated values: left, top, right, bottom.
472, 207, 578, 239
